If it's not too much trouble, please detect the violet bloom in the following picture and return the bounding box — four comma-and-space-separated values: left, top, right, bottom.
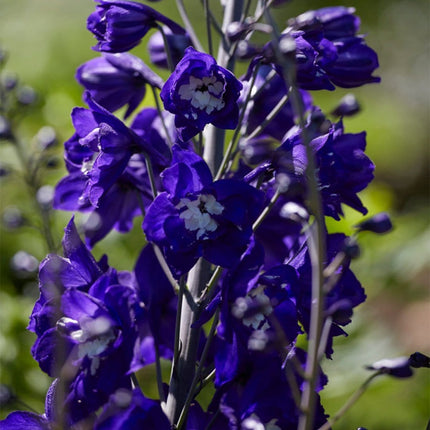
87, 0, 185, 53
143, 146, 264, 276
54, 96, 172, 246
29, 220, 138, 424
76, 53, 164, 119
277, 115, 374, 220
160, 47, 243, 141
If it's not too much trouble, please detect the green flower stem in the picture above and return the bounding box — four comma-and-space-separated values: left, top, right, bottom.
176, 308, 220, 429
176, 0, 204, 52
157, 25, 175, 72
165, 258, 212, 424
150, 85, 174, 149
317, 371, 383, 430
203, 0, 213, 57
252, 186, 281, 231
215, 62, 260, 181
246, 92, 290, 141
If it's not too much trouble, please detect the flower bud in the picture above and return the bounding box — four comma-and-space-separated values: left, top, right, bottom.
356, 212, 393, 234
332, 93, 361, 117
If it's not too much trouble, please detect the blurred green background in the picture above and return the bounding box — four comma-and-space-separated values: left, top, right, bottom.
0, 0, 428, 428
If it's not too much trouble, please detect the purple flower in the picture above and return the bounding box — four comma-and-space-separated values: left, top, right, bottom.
356, 212, 393, 234
54, 96, 172, 246
160, 47, 243, 141
278, 115, 374, 220
147, 27, 193, 69
143, 146, 264, 276
76, 53, 164, 119
29, 218, 138, 424
87, 0, 185, 53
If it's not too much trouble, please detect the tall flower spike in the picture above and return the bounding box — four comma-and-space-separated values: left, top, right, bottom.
160, 47, 243, 142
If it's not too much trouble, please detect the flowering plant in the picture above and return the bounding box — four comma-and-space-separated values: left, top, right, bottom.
1, 1, 428, 429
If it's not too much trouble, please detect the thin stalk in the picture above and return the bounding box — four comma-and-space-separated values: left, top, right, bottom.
176, 0, 204, 52
176, 309, 220, 429
153, 244, 180, 294
263, 9, 326, 430
203, 0, 214, 57
150, 85, 174, 148
158, 25, 175, 72
214, 62, 260, 181
317, 371, 383, 430
9, 132, 56, 253
245, 92, 290, 141
154, 342, 166, 404
165, 258, 212, 424
198, 265, 224, 306
252, 187, 281, 231
143, 152, 158, 199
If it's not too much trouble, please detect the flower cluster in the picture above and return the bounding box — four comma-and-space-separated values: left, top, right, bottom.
4, 2, 424, 430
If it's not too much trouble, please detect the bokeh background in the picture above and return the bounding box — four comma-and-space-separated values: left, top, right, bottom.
1, 0, 429, 428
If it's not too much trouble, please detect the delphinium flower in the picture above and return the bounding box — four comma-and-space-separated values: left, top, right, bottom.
87, 0, 185, 53
160, 47, 243, 141
54, 95, 172, 246
28, 219, 139, 426
143, 146, 264, 276
76, 52, 164, 119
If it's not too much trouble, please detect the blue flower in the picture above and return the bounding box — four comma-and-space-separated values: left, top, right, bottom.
76, 53, 164, 119
29, 218, 138, 425
160, 47, 243, 141
54, 98, 172, 246
87, 0, 185, 53
143, 146, 264, 276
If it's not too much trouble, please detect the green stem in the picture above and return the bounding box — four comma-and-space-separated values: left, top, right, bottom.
176, 309, 220, 429
317, 372, 383, 430
158, 25, 175, 72
252, 187, 281, 231
215, 62, 260, 181
176, 0, 204, 52
150, 85, 174, 148
203, 0, 213, 57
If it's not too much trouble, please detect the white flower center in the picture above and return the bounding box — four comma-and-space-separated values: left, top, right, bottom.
178, 75, 225, 115
177, 194, 224, 240
67, 316, 116, 375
